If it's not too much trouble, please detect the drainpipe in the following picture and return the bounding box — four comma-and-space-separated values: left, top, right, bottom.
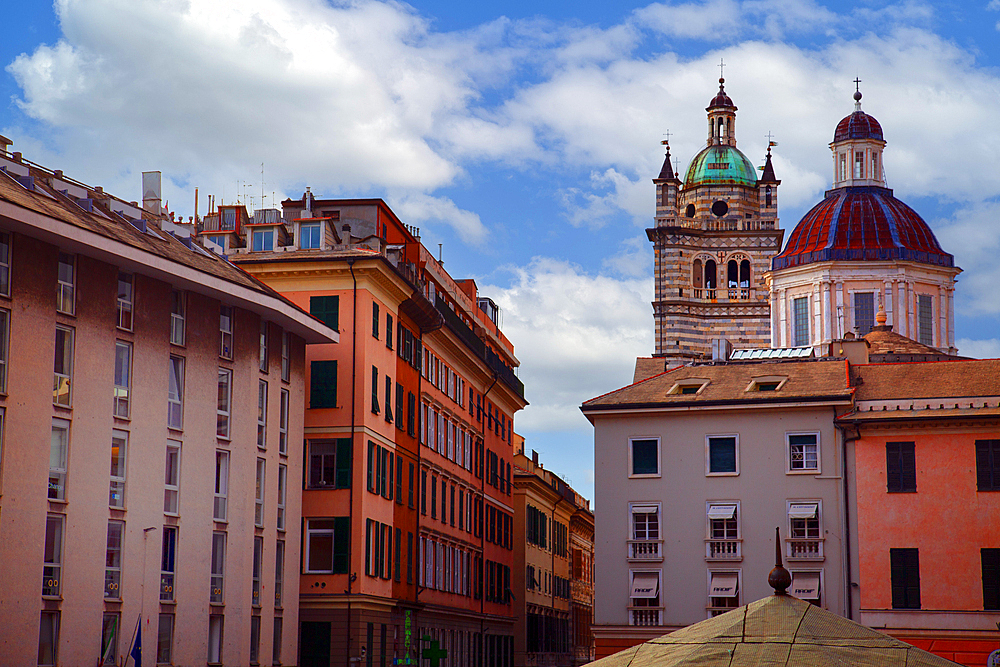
347, 257, 358, 665
836, 416, 861, 620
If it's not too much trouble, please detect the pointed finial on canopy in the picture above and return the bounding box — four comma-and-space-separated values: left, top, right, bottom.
768, 527, 792, 595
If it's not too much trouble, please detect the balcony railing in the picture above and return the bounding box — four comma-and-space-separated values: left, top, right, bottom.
786, 538, 824, 560
727, 288, 753, 300
628, 539, 663, 561
628, 607, 663, 626
705, 539, 742, 561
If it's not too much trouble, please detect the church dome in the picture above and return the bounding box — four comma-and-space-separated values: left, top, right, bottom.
684, 145, 758, 187
708, 78, 735, 109
772, 186, 954, 270
834, 94, 883, 142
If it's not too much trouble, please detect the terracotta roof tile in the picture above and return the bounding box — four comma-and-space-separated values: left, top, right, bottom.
850, 359, 1000, 400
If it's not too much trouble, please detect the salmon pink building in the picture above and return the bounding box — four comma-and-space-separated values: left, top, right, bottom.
0, 147, 337, 666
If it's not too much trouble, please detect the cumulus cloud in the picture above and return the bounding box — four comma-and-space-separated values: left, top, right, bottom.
956, 338, 1000, 359
478, 258, 653, 432
934, 199, 1000, 317
389, 192, 487, 245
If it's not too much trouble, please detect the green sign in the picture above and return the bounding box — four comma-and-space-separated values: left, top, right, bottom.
421, 636, 448, 667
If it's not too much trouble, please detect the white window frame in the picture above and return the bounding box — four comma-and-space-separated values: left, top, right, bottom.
208, 614, 224, 664
707, 569, 742, 617
278, 388, 289, 455
274, 539, 285, 608
277, 463, 287, 531
113, 341, 131, 419
170, 290, 185, 345
305, 519, 336, 574
628, 436, 661, 478
259, 320, 268, 372
280, 331, 290, 382
252, 536, 263, 608
254, 458, 265, 528
789, 568, 824, 606
104, 520, 124, 599
167, 355, 184, 430
786, 432, 821, 474
707, 501, 740, 540
706, 434, 740, 476
163, 440, 181, 515
117, 272, 133, 331
629, 502, 662, 540
213, 450, 229, 522
160, 525, 177, 601
257, 379, 268, 449
56, 252, 75, 315
210, 531, 226, 604
917, 294, 934, 346
49, 419, 70, 500
787, 500, 823, 540
109, 430, 128, 508
252, 228, 274, 252
300, 222, 321, 249
220, 305, 234, 360
217, 368, 232, 439
53, 325, 74, 407
791, 295, 810, 347
43, 513, 64, 597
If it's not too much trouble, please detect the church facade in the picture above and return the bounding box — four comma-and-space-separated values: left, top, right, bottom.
647, 77, 783, 362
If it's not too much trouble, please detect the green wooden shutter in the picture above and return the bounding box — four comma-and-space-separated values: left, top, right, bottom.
309, 360, 337, 409
333, 516, 350, 574
335, 438, 351, 488
310, 295, 339, 329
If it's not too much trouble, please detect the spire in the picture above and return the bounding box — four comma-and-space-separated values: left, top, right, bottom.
759, 143, 779, 184
768, 527, 791, 595
657, 140, 678, 181
854, 77, 863, 111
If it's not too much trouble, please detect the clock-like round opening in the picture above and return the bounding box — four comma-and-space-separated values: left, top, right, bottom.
711, 200, 729, 217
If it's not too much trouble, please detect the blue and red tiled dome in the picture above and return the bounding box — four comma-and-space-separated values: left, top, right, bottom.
772, 186, 954, 270
708, 78, 735, 109
833, 110, 883, 142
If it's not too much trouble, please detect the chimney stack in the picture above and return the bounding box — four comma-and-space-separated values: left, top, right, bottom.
142, 171, 162, 214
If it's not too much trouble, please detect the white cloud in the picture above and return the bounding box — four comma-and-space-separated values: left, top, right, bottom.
956, 338, 1000, 359
478, 258, 653, 432
388, 192, 487, 245
934, 199, 1000, 317
602, 235, 652, 278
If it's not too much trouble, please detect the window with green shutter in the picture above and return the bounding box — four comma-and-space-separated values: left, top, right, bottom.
310, 296, 339, 329
310, 360, 337, 409
335, 439, 351, 488
333, 517, 350, 574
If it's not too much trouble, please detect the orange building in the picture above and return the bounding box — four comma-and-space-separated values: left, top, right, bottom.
0, 149, 337, 666
230, 194, 527, 667
840, 359, 1000, 666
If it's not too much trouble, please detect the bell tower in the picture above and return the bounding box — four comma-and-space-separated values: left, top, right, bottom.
647, 75, 784, 362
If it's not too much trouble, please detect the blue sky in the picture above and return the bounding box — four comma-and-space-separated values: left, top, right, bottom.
4, 0, 1000, 503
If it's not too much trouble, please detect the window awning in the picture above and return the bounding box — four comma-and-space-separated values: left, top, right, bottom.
791, 572, 821, 600
630, 572, 659, 598
788, 503, 819, 519
631, 505, 658, 514
707, 504, 737, 520
709, 572, 738, 598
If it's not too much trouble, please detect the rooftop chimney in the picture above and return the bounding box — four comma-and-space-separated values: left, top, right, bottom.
142, 171, 162, 214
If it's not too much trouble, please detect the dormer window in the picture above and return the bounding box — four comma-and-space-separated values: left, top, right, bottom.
668, 379, 709, 395
252, 229, 274, 252
746, 376, 787, 392
300, 222, 321, 250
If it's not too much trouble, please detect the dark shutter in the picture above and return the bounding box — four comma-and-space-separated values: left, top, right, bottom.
309, 360, 337, 409
976, 440, 1000, 491
395, 383, 404, 429
335, 438, 351, 488
890, 548, 920, 609
333, 516, 350, 574
983, 549, 1000, 610
309, 295, 339, 329
367, 441, 375, 492
886, 442, 902, 491
887, 442, 916, 492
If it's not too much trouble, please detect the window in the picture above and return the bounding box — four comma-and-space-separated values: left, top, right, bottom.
983, 549, 1000, 610
308, 439, 351, 488
386, 313, 393, 350
792, 296, 809, 347
372, 301, 380, 338
408, 463, 415, 508
117, 272, 133, 331
310, 295, 339, 329
217, 368, 232, 438
788, 433, 819, 472
109, 430, 128, 507
371, 366, 380, 414
890, 548, 921, 609
279, 388, 289, 454
917, 294, 933, 346
708, 504, 738, 540
53, 325, 73, 406
853, 292, 875, 336
306, 517, 350, 574
257, 380, 268, 449
210, 531, 226, 603
252, 228, 274, 252
252, 536, 263, 607
886, 441, 916, 492
708, 571, 740, 616
790, 571, 822, 605
220, 305, 234, 360
208, 615, 224, 664
163, 441, 181, 514
0, 309, 8, 393
259, 320, 269, 371
214, 450, 229, 521
38, 611, 60, 666
630, 438, 659, 477
281, 331, 290, 382
56, 252, 75, 314
976, 439, 1000, 491
384, 376, 392, 422
838, 153, 847, 182
170, 290, 185, 345
854, 150, 865, 179
160, 526, 177, 601
276, 463, 287, 531
629, 570, 661, 624
104, 521, 124, 599
113, 341, 131, 418
300, 222, 321, 249
167, 355, 184, 429
100, 612, 120, 666
255, 458, 266, 527
250, 614, 261, 665
310, 360, 337, 409
0, 231, 9, 298
274, 540, 285, 608
49, 419, 69, 500
708, 436, 738, 475
631, 504, 660, 540
43, 514, 64, 596
156, 614, 174, 664
272, 617, 283, 666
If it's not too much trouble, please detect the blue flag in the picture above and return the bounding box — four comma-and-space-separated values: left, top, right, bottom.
129, 616, 142, 667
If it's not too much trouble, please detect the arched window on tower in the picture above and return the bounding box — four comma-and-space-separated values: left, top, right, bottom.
739, 260, 751, 298
693, 259, 703, 297
854, 151, 865, 179
765, 186, 772, 207
704, 260, 717, 293
727, 260, 739, 290
710, 118, 715, 140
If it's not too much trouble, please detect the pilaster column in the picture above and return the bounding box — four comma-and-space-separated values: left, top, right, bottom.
812, 282, 822, 347
777, 288, 787, 348
822, 281, 832, 342
897, 280, 907, 338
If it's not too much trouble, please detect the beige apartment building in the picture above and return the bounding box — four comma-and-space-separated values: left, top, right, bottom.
582, 359, 853, 658
0, 147, 336, 666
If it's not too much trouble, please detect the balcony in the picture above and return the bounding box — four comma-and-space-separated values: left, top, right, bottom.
627, 539, 663, 562
628, 607, 663, 626
705, 539, 742, 561
727, 288, 753, 300
786, 538, 824, 561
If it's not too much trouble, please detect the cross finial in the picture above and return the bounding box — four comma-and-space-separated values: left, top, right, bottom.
661, 129, 672, 147
765, 131, 775, 144
854, 77, 861, 93
719, 58, 726, 80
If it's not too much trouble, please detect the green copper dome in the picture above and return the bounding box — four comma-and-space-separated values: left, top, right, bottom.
684, 145, 758, 187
